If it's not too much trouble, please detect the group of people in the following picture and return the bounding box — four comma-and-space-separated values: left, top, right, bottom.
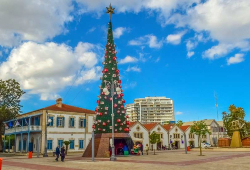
55, 146, 66, 162
133, 143, 149, 155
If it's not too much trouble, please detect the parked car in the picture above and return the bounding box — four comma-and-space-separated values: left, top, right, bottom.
202, 142, 211, 149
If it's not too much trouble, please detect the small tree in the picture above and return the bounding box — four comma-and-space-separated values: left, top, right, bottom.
176, 120, 183, 127
190, 121, 211, 156
149, 131, 160, 155
63, 141, 71, 155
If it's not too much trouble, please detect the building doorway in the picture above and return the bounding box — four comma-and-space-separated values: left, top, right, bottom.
189, 141, 195, 148
175, 141, 179, 149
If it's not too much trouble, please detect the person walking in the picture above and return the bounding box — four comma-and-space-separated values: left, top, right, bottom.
140, 144, 144, 155
145, 144, 149, 155
55, 146, 60, 161
60, 146, 66, 162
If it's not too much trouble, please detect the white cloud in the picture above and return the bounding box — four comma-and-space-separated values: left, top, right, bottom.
0, 41, 101, 100
0, 0, 73, 47
129, 34, 163, 49
87, 27, 96, 33
166, 31, 187, 45
168, 0, 250, 59
227, 53, 245, 65
76, 0, 199, 19
126, 66, 141, 72
176, 111, 183, 115
187, 51, 194, 58
113, 27, 128, 38
203, 41, 249, 60
119, 56, 138, 64
155, 57, 160, 62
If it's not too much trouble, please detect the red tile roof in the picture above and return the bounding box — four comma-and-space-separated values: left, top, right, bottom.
180, 125, 190, 132
129, 122, 137, 128
143, 123, 158, 131
21, 103, 95, 116
43, 104, 95, 114
163, 124, 175, 131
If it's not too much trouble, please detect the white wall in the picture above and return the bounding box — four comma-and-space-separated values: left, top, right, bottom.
150, 125, 168, 147
129, 123, 149, 147
169, 126, 185, 149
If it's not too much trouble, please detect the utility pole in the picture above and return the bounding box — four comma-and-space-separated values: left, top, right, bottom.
214, 92, 220, 146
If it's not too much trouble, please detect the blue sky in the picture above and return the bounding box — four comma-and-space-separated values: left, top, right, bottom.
0, 0, 250, 122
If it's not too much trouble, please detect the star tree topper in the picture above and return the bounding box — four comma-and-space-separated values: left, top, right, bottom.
106, 3, 115, 22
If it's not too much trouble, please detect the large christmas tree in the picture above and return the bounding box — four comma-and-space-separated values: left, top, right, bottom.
93, 4, 129, 134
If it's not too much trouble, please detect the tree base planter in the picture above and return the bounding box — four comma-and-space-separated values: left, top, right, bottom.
82, 133, 132, 158
230, 131, 242, 148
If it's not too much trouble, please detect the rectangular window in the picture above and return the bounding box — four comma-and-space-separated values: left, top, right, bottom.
134, 133, 136, 138
79, 118, 86, 128
79, 140, 84, 149
69, 140, 74, 149
57, 117, 64, 127
48, 117, 53, 126
161, 134, 163, 138
69, 118, 75, 127
58, 140, 63, 148
48, 140, 53, 150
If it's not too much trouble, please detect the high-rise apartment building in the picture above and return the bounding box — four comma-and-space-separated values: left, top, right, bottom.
126, 97, 175, 124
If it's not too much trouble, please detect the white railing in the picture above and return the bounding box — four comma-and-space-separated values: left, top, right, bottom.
5, 125, 41, 134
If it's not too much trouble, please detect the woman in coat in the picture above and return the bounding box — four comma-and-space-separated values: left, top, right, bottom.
60, 146, 66, 162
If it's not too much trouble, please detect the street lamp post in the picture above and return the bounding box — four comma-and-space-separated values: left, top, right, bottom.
103, 78, 121, 161
92, 115, 96, 162
183, 133, 187, 154
43, 110, 52, 157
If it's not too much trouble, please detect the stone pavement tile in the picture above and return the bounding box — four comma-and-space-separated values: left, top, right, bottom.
3, 160, 85, 170
3, 165, 33, 170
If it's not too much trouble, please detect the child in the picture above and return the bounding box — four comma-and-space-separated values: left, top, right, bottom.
145, 144, 149, 155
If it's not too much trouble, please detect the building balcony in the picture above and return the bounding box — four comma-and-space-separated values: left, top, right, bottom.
5, 125, 42, 135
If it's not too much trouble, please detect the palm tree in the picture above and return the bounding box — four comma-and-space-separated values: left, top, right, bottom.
63, 141, 71, 155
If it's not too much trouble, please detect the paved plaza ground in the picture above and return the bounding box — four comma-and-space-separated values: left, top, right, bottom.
1, 148, 250, 170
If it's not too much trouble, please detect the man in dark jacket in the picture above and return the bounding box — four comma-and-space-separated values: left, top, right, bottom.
61, 146, 66, 162
55, 146, 60, 161
140, 144, 144, 155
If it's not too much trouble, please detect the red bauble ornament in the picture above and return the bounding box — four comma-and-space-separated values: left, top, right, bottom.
114, 104, 118, 108
121, 105, 124, 109
117, 119, 121, 123
118, 80, 121, 84
105, 55, 107, 58
113, 56, 117, 61
116, 69, 119, 74
109, 97, 112, 101
92, 125, 95, 129
105, 51, 107, 54
103, 122, 107, 126
112, 51, 115, 54
97, 100, 99, 104
101, 92, 105, 95
126, 115, 129, 118
120, 123, 123, 125
121, 93, 124, 97
104, 68, 108, 72
109, 46, 111, 49
124, 128, 129, 132
99, 112, 103, 116
122, 99, 125, 103
98, 128, 101, 131
126, 121, 130, 125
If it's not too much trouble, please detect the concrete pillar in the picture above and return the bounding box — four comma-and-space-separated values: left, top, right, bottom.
41, 110, 46, 154
21, 133, 23, 153
27, 117, 31, 152
3, 135, 5, 153
14, 134, 16, 153
8, 135, 10, 153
